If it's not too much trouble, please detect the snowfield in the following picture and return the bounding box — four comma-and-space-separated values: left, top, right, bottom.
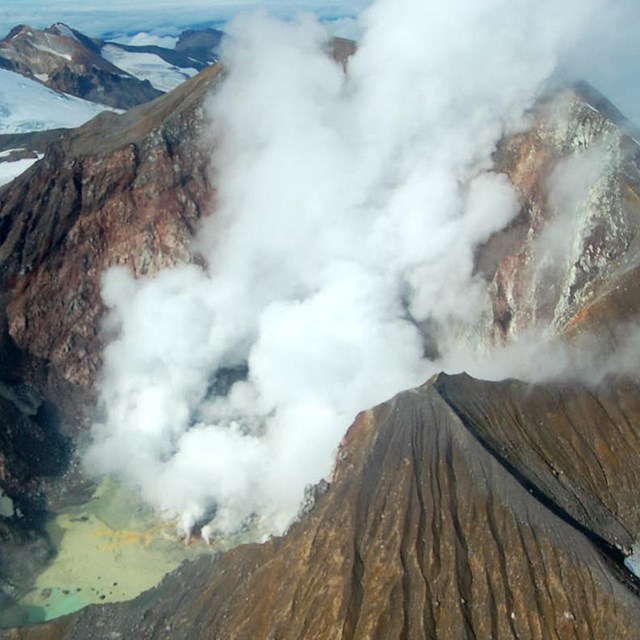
0, 68, 115, 134
101, 44, 198, 92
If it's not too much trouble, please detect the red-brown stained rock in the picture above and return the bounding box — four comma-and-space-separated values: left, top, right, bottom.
0, 65, 221, 392
478, 85, 640, 345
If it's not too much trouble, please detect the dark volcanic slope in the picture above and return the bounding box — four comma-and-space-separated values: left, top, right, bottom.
174, 28, 224, 64
9, 375, 640, 640
435, 373, 640, 553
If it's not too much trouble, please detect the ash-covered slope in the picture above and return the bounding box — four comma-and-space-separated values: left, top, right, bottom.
435, 373, 640, 554
10, 374, 640, 639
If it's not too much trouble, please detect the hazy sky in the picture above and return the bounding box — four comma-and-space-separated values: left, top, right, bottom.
0, 0, 368, 38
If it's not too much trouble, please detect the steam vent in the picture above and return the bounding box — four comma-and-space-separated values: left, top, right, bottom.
2, 2, 640, 639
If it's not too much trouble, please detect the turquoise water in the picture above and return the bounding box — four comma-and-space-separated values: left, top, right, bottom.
0, 478, 212, 627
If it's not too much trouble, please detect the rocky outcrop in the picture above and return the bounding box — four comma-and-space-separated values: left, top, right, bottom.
8, 374, 640, 639
0, 64, 221, 392
0, 301, 70, 608
0, 25, 162, 109
478, 83, 640, 344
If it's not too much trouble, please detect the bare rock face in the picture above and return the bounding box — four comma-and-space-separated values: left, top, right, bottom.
0, 303, 70, 607
0, 24, 162, 109
0, 65, 220, 393
477, 83, 640, 344
10, 376, 640, 640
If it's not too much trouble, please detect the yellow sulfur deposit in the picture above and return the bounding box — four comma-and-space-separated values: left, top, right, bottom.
3, 478, 209, 625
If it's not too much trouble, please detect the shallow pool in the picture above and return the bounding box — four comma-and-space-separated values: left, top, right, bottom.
0, 478, 213, 626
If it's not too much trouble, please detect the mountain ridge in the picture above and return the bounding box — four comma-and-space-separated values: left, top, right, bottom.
0, 22, 223, 112
0, 24, 162, 110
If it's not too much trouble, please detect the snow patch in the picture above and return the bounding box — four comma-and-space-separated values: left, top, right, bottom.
624, 544, 640, 578
0, 154, 42, 186
34, 43, 72, 61
0, 69, 115, 134
125, 32, 178, 49
52, 23, 79, 42
34, 73, 49, 82
0, 147, 25, 158
101, 44, 198, 92
0, 490, 14, 518
107, 32, 178, 49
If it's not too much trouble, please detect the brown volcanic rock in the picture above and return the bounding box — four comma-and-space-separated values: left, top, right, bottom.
478, 83, 640, 344
11, 376, 640, 640
0, 24, 161, 109
434, 373, 640, 553
0, 65, 221, 392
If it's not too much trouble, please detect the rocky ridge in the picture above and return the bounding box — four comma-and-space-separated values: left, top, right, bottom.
478, 83, 640, 344
0, 24, 162, 109
0, 63, 221, 394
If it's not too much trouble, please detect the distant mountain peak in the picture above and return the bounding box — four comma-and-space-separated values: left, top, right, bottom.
175, 27, 224, 63
0, 23, 162, 110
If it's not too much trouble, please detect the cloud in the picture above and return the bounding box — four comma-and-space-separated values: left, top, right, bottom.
0, 0, 368, 39
558, 0, 640, 128
109, 32, 179, 48
441, 323, 640, 388
86, 0, 633, 541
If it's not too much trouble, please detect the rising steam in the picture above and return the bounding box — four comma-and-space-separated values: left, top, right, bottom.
86, 0, 610, 538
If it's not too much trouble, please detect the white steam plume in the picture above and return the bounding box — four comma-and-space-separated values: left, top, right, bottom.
86, 0, 605, 538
